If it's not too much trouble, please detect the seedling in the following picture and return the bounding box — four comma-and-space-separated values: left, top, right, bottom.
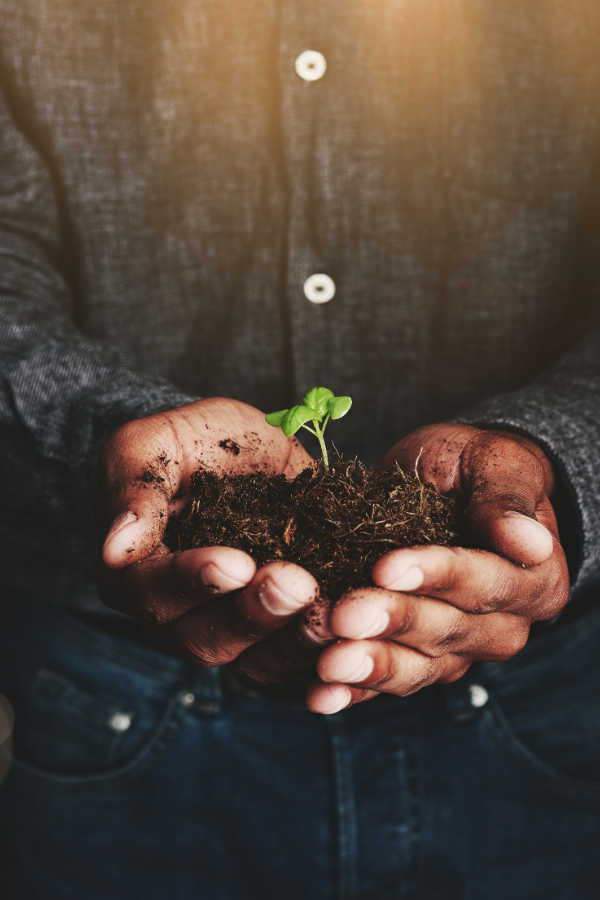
265, 387, 352, 474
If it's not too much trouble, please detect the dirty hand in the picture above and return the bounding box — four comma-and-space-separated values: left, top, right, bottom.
307, 424, 570, 714
97, 398, 330, 682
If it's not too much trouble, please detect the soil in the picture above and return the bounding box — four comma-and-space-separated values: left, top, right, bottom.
164, 459, 462, 605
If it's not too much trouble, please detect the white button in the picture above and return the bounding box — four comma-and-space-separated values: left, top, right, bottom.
295, 50, 327, 82
181, 691, 196, 707
469, 684, 489, 709
304, 273, 336, 304
108, 712, 132, 733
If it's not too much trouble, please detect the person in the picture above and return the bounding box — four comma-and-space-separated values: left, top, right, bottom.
1, 1, 600, 897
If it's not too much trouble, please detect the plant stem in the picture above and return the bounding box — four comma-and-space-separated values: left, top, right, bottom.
303, 415, 330, 473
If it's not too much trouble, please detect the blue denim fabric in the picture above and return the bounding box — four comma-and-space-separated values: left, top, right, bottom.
4, 601, 600, 900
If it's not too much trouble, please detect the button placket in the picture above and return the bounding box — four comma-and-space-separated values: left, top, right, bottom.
294, 47, 335, 310
280, 0, 346, 391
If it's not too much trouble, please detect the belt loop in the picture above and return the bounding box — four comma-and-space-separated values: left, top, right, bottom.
443, 680, 477, 723
188, 665, 223, 715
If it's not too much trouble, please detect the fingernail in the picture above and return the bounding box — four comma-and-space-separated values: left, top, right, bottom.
196, 562, 246, 594
320, 686, 352, 715
383, 565, 424, 592
351, 608, 390, 639
334, 652, 374, 684
302, 613, 335, 645
258, 577, 310, 616
504, 512, 551, 534
502, 513, 554, 557
103, 511, 138, 550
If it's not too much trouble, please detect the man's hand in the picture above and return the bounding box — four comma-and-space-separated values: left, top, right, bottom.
97, 398, 332, 682
307, 424, 570, 714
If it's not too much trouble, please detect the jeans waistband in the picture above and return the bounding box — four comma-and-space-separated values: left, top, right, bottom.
7, 601, 308, 707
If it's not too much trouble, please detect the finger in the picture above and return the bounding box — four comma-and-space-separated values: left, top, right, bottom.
372, 543, 567, 619
100, 419, 182, 569
461, 434, 555, 566
377, 424, 479, 492
483, 506, 554, 566
96, 546, 256, 622
102, 507, 170, 571
284, 436, 315, 477
160, 561, 319, 667
305, 679, 378, 715
229, 601, 335, 685
317, 639, 468, 696
331, 587, 530, 661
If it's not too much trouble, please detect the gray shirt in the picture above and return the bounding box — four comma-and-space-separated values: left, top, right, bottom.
1, 0, 600, 614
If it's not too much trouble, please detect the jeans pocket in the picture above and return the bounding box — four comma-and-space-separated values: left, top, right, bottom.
18, 667, 136, 772
5, 603, 191, 793
483, 699, 600, 809
478, 603, 600, 808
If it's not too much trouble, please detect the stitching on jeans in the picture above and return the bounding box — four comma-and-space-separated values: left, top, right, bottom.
51, 612, 183, 679
9, 682, 187, 795
19, 603, 186, 680
412, 707, 426, 895
327, 716, 358, 900
478, 604, 600, 688
485, 699, 600, 807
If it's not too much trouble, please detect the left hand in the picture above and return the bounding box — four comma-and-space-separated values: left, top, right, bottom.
307, 424, 570, 714
97, 398, 332, 685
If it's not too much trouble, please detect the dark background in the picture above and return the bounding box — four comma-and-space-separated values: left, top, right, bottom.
1, 590, 20, 897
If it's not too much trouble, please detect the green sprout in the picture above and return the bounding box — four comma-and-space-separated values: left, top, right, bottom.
265, 387, 352, 474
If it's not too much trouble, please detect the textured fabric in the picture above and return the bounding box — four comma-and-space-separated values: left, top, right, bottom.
6, 601, 600, 898
1, 1, 600, 611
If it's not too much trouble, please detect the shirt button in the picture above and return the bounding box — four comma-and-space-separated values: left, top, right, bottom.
468, 684, 489, 709
304, 273, 336, 304
295, 50, 327, 82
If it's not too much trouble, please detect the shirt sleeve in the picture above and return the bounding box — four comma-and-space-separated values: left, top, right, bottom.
0, 79, 195, 584
458, 144, 600, 598
455, 148, 600, 597
456, 309, 600, 595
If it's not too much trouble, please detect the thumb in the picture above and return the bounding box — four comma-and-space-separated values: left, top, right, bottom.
100, 419, 179, 570
102, 500, 169, 570
461, 434, 555, 567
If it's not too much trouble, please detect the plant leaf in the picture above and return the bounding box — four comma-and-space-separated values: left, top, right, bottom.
327, 396, 352, 420
281, 405, 321, 436
265, 409, 289, 428
302, 387, 334, 417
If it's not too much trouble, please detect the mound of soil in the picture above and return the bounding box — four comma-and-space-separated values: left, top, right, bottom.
164, 461, 462, 604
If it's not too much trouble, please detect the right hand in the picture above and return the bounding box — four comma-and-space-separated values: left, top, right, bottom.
97, 398, 332, 684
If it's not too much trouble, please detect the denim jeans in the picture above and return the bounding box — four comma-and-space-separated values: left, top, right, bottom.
4, 600, 600, 900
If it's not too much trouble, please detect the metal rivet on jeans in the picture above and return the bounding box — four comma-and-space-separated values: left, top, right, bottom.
108, 711, 132, 732
469, 684, 489, 708
181, 691, 196, 707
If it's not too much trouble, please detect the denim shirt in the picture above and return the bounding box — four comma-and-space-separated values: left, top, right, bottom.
1, 0, 600, 613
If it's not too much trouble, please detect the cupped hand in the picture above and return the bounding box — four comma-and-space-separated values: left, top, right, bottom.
307, 424, 570, 714
97, 398, 332, 682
